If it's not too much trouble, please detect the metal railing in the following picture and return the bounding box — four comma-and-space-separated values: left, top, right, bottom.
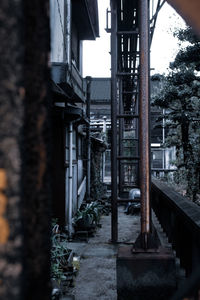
71, 63, 85, 98
151, 178, 200, 298
51, 62, 85, 102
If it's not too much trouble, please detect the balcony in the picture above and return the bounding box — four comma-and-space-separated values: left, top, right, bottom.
51, 62, 86, 103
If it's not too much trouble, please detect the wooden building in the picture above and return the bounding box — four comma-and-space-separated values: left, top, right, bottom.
50, 0, 99, 231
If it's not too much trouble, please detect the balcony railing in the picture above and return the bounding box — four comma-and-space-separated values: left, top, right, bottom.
51, 62, 85, 102
151, 178, 200, 298
71, 63, 85, 102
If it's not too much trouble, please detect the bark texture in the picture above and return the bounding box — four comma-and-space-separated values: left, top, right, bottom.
22, 1, 52, 299
0, 1, 24, 299
0, 0, 52, 299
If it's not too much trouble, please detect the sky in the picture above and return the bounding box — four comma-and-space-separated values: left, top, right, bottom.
83, 0, 111, 77
83, 0, 186, 78
150, 2, 186, 74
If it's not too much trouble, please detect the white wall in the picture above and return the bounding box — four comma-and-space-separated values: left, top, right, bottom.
65, 126, 78, 225
50, 0, 65, 62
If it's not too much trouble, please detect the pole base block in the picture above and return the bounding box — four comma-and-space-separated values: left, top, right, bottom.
117, 245, 176, 300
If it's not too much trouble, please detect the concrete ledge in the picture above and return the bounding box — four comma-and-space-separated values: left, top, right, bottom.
117, 245, 176, 300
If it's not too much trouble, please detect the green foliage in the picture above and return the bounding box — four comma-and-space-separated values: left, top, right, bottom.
51, 220, 71, 286
73, 201, 101, 228
172, 27, 200, 70
152, 26, 200, 201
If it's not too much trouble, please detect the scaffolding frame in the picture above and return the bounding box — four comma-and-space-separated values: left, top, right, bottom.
110, 0, 164, 247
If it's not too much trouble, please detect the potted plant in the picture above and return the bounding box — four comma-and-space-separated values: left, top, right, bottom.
73, 201, 101, 230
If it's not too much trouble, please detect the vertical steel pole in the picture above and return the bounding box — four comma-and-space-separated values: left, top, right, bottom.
118, 79, 124, 195
102, 116, 107, 182
139, 0, 151, 249
111, 0, 118, 242
86, 76, 91, 201
68, 122, 73, 237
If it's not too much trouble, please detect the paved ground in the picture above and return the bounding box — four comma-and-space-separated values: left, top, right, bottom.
65, 205, 140, 300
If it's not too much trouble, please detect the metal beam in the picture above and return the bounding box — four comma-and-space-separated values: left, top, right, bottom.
139, 0, 151, 249
118, 79, 124, 195
110, 0, 118, 243
150, 0, 166, 43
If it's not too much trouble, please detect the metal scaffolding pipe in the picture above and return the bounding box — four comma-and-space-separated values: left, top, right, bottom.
139, 0, 151, 248
68, 122, 73, 237
118, 79, 124, 195
111, 0, 118, 243
102, 116, 107, 182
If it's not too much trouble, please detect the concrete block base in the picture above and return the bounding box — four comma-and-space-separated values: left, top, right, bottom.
117, 245, 176, 300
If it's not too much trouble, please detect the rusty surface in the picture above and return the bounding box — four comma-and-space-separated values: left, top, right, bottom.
167, 0, 200, 36
110, 0, 118, 243
118, 79, 124, 195
139, 0, 151, 248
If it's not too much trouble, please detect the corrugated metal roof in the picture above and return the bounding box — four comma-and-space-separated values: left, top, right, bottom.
90, 78, 111, 101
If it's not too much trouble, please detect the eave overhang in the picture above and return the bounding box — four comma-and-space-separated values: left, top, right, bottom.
54, 103, 88, 125
72, 0, 99, 40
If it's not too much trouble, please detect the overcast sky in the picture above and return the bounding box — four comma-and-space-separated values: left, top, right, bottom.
82, 0, 186, 78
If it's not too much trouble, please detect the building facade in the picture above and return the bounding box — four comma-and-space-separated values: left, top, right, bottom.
89, 78, 111, 182
50, 0, 99, 232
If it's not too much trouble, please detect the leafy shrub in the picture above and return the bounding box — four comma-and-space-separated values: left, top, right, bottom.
51, 220, 71, 285
73, 202, 101, 228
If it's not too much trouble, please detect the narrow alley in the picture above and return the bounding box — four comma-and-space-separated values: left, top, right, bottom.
66, 205, 140, 300
1, 1, 200, 300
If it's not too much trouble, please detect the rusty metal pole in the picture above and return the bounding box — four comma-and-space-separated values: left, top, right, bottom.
139, 0, 151, 249
118, 79, 124, 196
111, 0, 118, 242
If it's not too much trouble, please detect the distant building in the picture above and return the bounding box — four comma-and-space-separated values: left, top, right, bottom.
89, 77, 176, 182
89, 78, 111, 182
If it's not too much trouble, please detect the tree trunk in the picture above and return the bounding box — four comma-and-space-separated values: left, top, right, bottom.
0, 1, 52, 299
0, 1, 24, 299
22, 1, 52, 299
181, 120, 196, 201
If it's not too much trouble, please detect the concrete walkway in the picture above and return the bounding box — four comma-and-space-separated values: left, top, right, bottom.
66, 206, 140, 300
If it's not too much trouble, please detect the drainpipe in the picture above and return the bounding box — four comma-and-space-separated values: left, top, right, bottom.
68, 122, 73, 238
102, 116, 107, 182
86, 76, 91, 201
66, 0, 71, 69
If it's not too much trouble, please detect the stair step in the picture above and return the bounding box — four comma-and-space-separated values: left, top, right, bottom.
117, 30, 139, 35
117, 114, 139, 118
117, 156, 140, 160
